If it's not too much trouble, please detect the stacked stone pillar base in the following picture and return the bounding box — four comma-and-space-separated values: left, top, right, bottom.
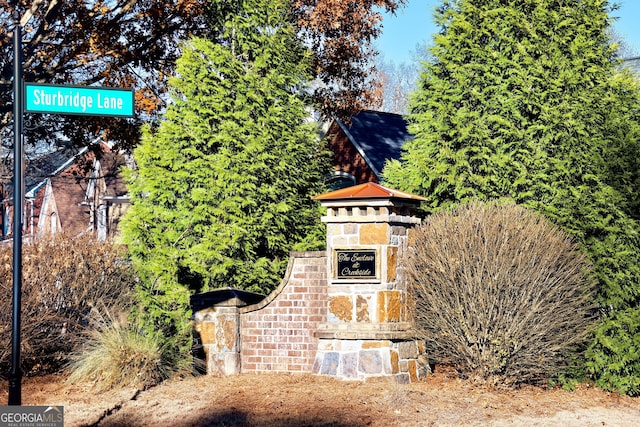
312, 336, 430, 383
191, 288, 266, 376
194, 306, 241, 376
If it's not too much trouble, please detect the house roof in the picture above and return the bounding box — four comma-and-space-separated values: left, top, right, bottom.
28, 148, 91, 198
334, 110, 412, 179
6, 144, 126, 201
313, 182, 427, 202
2, 148, 86, 200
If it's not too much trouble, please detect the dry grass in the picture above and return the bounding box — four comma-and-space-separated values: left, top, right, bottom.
66, 310, 170, 391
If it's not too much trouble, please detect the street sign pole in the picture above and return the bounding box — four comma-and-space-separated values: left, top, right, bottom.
9, 3, 24, 406
6, 7, 134, 405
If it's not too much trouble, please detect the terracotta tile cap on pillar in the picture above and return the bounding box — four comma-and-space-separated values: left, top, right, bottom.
312, 182, 427, 202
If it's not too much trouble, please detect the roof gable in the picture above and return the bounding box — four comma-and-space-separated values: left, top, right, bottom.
2, 148, 86, 200
335, 110, 412, 179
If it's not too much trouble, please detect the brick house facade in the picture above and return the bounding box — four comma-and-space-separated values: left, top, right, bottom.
1, 142, 129, 241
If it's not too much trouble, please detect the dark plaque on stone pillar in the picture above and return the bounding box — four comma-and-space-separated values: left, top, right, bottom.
335, 249, 377, 279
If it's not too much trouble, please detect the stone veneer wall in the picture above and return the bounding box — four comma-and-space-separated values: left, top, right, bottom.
310, 204, 429, 382
322, 219, 414, 325
239, 251, 328, 373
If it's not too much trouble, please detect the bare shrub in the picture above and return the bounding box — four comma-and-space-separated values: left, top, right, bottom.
404, 201, 595, 385
0, 234, 135, 375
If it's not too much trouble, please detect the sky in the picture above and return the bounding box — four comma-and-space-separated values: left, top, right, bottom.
376, 1, 640, 65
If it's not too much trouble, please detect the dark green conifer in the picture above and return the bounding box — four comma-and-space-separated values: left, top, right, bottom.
384, 0, 640, 394
122, 0, 329, 360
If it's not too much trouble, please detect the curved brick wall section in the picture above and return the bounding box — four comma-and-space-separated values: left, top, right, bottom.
239, 251, 328, 373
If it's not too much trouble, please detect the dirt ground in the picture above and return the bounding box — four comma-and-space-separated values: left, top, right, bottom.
2, 367, 640, 427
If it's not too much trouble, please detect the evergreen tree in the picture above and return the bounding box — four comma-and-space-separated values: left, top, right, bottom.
384, 0, 640, 394
121, 0, 330, 359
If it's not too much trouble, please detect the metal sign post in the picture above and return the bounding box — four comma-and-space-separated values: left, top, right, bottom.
7, 5, 134, 406
9, 4, 24, 406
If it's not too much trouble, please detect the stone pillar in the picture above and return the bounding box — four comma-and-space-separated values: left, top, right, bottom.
311, 183, 430, 382
191, 288, 265, 376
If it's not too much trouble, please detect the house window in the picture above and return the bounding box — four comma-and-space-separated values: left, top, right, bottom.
327, 172, 356, 190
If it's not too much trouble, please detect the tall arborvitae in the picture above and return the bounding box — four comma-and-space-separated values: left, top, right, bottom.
384, 0, 640, 394
122, 0, 330, 361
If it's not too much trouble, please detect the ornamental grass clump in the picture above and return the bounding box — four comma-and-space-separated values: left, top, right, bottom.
404, 201, 595, 386
67, 311, 170, 391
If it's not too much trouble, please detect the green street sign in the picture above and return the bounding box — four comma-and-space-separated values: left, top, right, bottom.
24, 83, 134, 117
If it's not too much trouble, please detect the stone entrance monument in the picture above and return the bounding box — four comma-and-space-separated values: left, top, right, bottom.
192, 182, 430, 382
311, 182, 429, 382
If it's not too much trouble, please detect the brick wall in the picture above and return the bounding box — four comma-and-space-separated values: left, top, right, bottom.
239, 251, 328, 373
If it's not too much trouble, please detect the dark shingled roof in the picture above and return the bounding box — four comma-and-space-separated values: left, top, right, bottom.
4, 149, 82, 200
335, 110, 412, 179
25, 150, 78, 194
